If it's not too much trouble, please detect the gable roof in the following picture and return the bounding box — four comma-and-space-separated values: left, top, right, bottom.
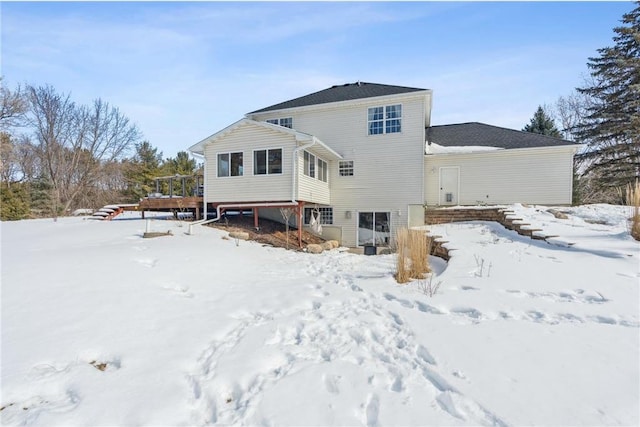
188, 118, 342, 160
426, 122, 577, 150
249, 82, 428, 114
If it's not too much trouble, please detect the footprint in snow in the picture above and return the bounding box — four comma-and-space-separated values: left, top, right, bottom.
162, 283, 193, 298
323, 374, 340, 394
136, 257, 158, 268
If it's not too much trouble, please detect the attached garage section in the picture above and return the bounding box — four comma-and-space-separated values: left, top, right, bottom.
424, 146, 577, 206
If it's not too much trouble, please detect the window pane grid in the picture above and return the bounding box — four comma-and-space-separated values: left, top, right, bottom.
304, 207, 333, 225
368, 104, 401, 135
339, 160, 354, 176
266, 118, 292, 129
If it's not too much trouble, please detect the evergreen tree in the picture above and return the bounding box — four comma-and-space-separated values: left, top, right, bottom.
522, 106, 562, 137
161, 151, 200, 196
166, 151, 197, 176
1, 183, 30, 220
576, 2, 640, 191
123, 141, 163, 200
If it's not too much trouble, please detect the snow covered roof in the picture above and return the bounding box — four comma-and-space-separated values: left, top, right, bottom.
249, 82, 429, 114
426, 122, 578, 151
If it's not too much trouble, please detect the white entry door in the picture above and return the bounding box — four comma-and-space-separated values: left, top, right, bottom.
439, 167, 459, 205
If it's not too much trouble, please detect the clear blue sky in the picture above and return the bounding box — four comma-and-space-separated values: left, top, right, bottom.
1, 1, 633, 158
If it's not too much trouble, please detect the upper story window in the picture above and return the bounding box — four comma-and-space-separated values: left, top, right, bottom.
303, 151, 328, 183
339, 160, 354, 176
217, 152, 243, 177
266, 118, 293, 129
317, 159, 328, 183
304, 151, 316, 178
254, 148, 282, 175
368, 104, 402, 135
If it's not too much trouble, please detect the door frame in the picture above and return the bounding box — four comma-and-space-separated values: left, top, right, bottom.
438, 166, 460, 205
356, 210, 392, 247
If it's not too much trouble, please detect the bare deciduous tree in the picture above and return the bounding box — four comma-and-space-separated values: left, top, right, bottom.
0, 79, 27, 130
26, 84, 141, 215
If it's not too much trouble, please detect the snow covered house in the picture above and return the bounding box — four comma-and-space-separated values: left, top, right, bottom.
189, 82, 578, 247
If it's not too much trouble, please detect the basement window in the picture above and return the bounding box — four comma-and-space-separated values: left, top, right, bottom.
304, 207, 333, 225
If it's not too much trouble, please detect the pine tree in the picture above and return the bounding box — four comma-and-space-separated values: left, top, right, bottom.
123, 141, 163, 201
576, 2, 640, 191
522, 106, 562, 137
1, 183, 30, 220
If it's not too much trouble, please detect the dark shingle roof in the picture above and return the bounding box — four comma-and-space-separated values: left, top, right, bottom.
249, 82, 428, 114
426, 122, 576, 149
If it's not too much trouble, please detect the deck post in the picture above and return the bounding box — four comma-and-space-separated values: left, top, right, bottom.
169, 178, 173, 198
254, 208, 259, 229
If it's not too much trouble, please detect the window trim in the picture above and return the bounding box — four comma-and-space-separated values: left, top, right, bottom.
266, 117, 293, 129
304, 207, 334, 225
252, 147, 283, 176
304, 151, 316, 178
216, 151, 244, 177
317, 158, 328, 183
339, 160, 354, 177
367, 104, 402, 135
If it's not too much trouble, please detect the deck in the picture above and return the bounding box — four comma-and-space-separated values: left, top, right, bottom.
134, 196, 204, 219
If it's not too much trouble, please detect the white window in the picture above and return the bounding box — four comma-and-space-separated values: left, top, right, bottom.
304, 207, 333, 225
254, 149, 282, 175
266, 118, 292, 129
317, 159, 328, 182
339, 160, 354, 176
368, 104, 402, 135
304, 151, 315, 178
217, 152, 243, 177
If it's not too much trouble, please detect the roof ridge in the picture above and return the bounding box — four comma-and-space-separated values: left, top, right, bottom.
248, 82, 428, 114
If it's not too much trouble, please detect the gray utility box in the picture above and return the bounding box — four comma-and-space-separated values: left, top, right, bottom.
364, 245, 376, 256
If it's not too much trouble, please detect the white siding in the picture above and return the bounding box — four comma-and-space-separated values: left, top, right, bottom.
251, 93, 430, 247
424, 147, 575, 206
204, 122, 294, 202
203, 121, 331, 205
296, 150, 330, 205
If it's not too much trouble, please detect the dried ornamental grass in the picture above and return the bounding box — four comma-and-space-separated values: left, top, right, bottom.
395, 228, 432, 283
625, 180, 640, 241
408, 229, 431, 279
395, 228, 410, 283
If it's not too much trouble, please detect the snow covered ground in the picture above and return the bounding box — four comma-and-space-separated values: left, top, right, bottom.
1, 204, 638, 426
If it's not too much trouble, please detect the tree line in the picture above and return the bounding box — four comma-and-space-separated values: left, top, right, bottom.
1, 3, 638, 220
0, 83, 200, 220
522, 2, 639, 204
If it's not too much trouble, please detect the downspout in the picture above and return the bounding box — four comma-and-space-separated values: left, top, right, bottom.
191, 151, 206, 218
291, 136, 317, 202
